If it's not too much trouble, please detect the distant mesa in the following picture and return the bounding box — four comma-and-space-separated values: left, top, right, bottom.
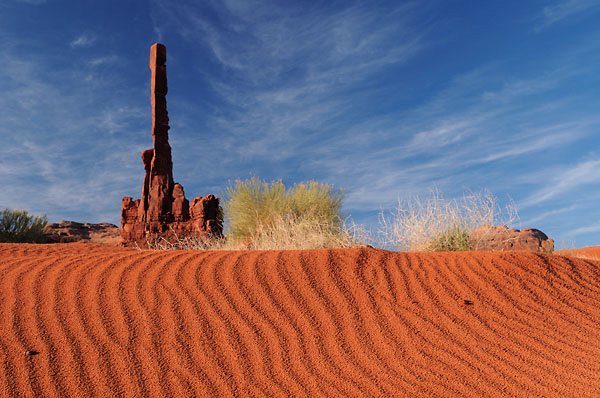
121, 43, 223, 245
44, 221, 121, 245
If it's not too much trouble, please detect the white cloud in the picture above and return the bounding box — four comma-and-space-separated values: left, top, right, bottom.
538, 0, 600, 29
566, 223, 600, 236
99, 106, 145, 135
520, 204, 578, 226
469, 128, 581, 164
0, 41, 148, 225
520, 159, 600, 208
14, 0, 46, 4
156, 1, 427, 171
89, 55, 118, 66
70, 34, 95, 48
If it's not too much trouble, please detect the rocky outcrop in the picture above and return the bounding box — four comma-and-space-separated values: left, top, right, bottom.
470, 225, 554, 253
44, 221, 121, 245
121, 43, 223, 245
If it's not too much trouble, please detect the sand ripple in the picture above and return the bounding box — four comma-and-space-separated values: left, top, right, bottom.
1, 243, 599, 397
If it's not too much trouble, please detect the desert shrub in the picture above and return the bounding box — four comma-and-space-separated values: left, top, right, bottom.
223, 177, 289, 241
240, 214, 368, 250
0, 208, 48, 243
287, 181, 343, 227
221, 177, 363, 249
379, 189, 518, 252
140, 220, 368, 251
425, 227, 472, 252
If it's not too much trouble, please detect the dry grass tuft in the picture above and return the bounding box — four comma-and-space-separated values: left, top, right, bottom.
142, 231, 229, 251
379, 189, 518, 252
139, 218, 370, 251
139, 183, 518, 253
237, 214, 370, 250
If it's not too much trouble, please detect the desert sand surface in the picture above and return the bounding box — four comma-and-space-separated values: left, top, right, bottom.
0, 243, 599, 397
556, 245, 600, 261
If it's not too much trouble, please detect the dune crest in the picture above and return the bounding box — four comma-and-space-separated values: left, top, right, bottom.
1, 243, 599, 397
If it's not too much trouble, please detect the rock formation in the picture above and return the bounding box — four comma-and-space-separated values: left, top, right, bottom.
121, 43, 223, 245
44, 221, 121, 245
470, 225, 554, 253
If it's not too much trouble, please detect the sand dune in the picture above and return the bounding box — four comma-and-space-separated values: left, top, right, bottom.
556, 245, 600, 261
1, 243, 599, 397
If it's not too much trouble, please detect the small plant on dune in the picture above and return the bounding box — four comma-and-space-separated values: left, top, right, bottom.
224, 177, 290, 241
425, 227, 472, 252
242, 213, 369, 250
379, 189, 518, 252
142, 227, 229, 251
0, 208, 48, 243
222, 177, 366, 250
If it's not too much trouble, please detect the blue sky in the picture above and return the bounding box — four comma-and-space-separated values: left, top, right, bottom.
1, 0, 599, 248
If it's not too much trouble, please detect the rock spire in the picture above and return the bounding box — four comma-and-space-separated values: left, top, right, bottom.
121, 43, 222, 244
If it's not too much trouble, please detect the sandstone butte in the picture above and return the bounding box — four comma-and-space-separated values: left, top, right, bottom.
121, 43, 222, 245
44, 221, 121, 245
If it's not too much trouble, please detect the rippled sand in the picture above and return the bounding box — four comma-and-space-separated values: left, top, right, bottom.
1, 243, 599, 397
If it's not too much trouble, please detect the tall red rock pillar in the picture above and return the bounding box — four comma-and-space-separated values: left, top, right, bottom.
144, 43, 174, 222
121, 43, 223, 245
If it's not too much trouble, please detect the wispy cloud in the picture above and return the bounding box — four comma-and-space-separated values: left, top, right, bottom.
147, 1, 599, 226
538, 0, 600, 29
70, 34, 95, 48
153, 1, 427, 177
0, 40, 147, 224
566, 223, 600, 236
334, 67, 593, 212
2, 0, 599, 249
14, 0, 46, 4
468, 126, 583, 164
520, 159, 600, 208
520, 204, 578, 226
98, 106, 146, 135
89, 55, 119, 66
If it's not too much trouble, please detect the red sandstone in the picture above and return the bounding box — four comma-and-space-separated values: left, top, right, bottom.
470, 224, 554, 252
121, 43, 222, 244
44, 221, 121, 245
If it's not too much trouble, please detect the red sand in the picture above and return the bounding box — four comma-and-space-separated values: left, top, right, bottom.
556, 245, 600, 261
1, 244, 599, 397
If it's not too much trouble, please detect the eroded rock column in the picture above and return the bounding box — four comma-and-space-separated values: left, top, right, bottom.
120, 43, 223, 245
146, 43, 174, 222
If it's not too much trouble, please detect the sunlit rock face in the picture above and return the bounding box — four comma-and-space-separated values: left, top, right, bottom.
470, 225, 554, 252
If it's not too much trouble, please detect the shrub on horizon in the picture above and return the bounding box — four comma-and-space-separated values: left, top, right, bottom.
0, 208, 48, 243
379, 189, 518, 252
222, 177, 361, 249
426, 227, 472, 252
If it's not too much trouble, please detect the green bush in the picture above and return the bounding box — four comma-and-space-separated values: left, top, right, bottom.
222, 177, 346, 245
426, 227, 472, 252
0, 208, 48, 243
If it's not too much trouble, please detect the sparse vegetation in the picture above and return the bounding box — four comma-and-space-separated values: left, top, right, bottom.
142, 228, 229, 250
379, 189, 518, 252
232, 213, 367, 250
224, 177, 344, 240
141, 217, 368, 251
220, 177, 363, 250
141, 177, 368, 251
139, 182, 518, 252
0, 208, 48, 243
426, 227, 472, 252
